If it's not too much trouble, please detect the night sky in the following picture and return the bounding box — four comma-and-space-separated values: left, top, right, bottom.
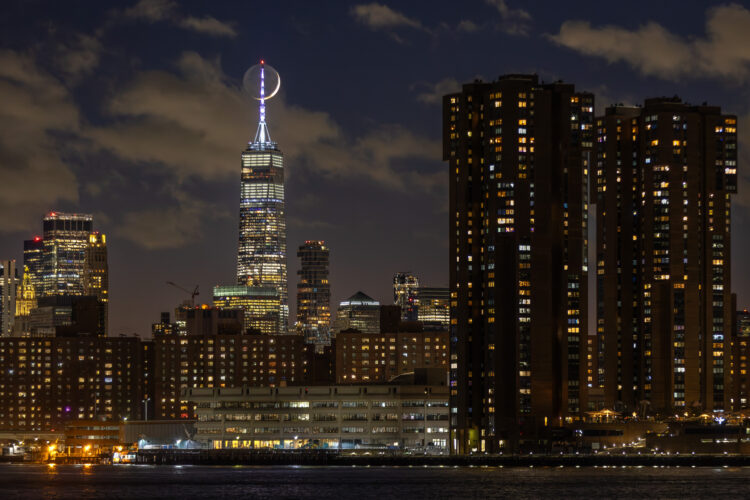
2, 1, 750, 337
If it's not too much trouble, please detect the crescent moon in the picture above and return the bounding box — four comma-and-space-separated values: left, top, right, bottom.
253, 72, 281, 101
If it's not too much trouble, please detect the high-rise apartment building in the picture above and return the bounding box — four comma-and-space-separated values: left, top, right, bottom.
444, 75, 593, 453
84, 232, 108, 335
416, 287, 450, 331
595, 99, 737, 413
41, 212, 93, 297
393, 272, 419, 322
333, 292, 381, 334
296, 241, 331, 345
237, 61, 288, 333
0, 261, 18, 337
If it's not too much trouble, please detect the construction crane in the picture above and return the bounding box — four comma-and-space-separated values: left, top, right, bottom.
166, 281, 199, 307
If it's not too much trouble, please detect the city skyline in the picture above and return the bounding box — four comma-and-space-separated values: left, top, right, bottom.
2, 1, 750, 341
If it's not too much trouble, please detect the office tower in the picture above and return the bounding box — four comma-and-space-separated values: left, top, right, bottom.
393, 272, 419, 321
84, 232, 108, 335
237, 60, 288, 333
23, 238, 44, 296
595, 99, 737, 412
0, 261, 18, 336
296, 241, 331, 344
444, 75, 593, 453
333, 292, 381, 334
213, 285, 281, 335
41, 212, 93, 297
417, 287, 450, 331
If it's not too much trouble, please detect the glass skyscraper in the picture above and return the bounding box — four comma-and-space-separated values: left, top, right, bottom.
237, 61, 288, 333
41, 212, 93, 297
296, 241, 331, 345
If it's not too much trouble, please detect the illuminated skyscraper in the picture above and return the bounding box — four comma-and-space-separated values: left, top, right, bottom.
393, 272, 419, 322
444, 75, 593, 453
41, 212, 93, 297
296, 241, 331, 345
237, 60, 288, 332
416, 287, 450, 331
84, 232, 109, 335
13, 267, 37, 337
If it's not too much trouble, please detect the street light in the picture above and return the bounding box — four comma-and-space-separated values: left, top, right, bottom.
143, 397, 151, 421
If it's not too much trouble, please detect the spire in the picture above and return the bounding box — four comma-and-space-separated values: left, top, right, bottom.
253, 59, 272, 146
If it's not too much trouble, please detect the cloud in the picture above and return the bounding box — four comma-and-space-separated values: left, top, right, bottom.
351, 3, 425, 32
456, 20, 480, 33
55, 34, 103, 81
549, 4, 750, 81
0, 50, 80, 232
123, 0, 237, 37
485, 0, 532, 35
414, 77, 461, 105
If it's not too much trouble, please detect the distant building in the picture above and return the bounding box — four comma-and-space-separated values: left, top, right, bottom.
595, 99, 737, 412
213, 285, 281, 334
185, 381, 449, 452
41, 212, 93, 297
336, 330, 449, 384
296, 241, 331, 345
333, 292, 380, 334
0, 336, 146, 431
29, 295, 105, 337
153, 333, 321, 420
0, 260, 18, 336
416, 287, 449, 331
444, 75, 593, 453
732, 309, 750, 410
237, 61, 288, 332
23, 237, 43, 296
393, 272, 419, 322
83, 232, 108, 335
12, 266, 36, 336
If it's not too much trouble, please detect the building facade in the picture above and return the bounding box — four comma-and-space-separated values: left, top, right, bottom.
186, 384, 449, 452
333, 292, 381, 334
41, 212, 93, 297
393, 272, 419, 322
83, 232, 108, 335
213, 285, 281, 335
296, 241, 331, 345
336, 330, 449, 384
0, 336, 145, 431
595, 99, 737, 413
23, 238, 44, 297
237, 61, 288, 332
0, 260, 18, 336
416, 287, 450, 331
444, 75, 593, 453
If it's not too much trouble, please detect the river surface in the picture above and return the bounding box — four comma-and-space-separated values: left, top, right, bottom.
0, 464, 746, 499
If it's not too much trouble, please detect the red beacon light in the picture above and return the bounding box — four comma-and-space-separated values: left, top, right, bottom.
260, 59, 265, 64
33, 236, 41, 242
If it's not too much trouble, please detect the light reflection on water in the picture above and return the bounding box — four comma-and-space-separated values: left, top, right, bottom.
0, 464, 747, 499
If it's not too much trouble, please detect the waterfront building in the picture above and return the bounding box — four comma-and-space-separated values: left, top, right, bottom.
335, 329, 449, 383
333, 292, 381, 334
0, 336, 145, 431
416, 287, 450, 331
153, 333, 319, 420
393, 272, 419, 322
23, 237, 44, 296
0, 260, 18, 336
213, 285, 281, 335
237, 61, 288, 332
185, 380, 449, 452
41, 212, 93, 297
444, 75, 593, 453
595, 99, 737, 413
296, 241, 331, 345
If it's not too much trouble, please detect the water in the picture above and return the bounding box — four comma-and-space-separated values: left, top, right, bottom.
0, 464, 746, 499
